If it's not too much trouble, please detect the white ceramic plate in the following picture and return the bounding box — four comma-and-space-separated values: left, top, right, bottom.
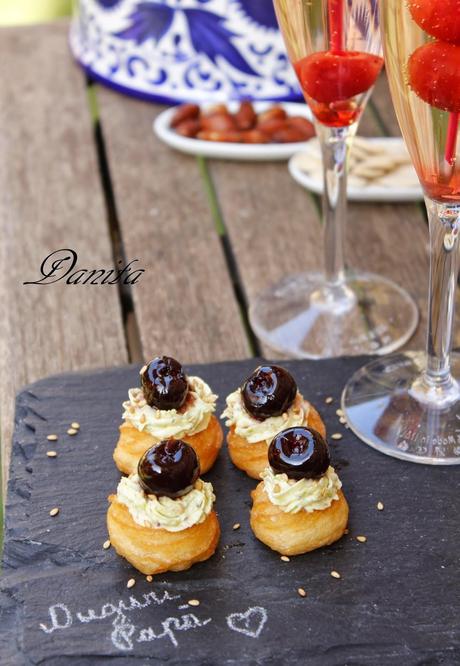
289, 137, 424, 202
153, 102, 314, 161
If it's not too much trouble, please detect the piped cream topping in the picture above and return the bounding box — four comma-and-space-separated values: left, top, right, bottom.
122, 376, 217, 439
261, 466, 341, 513
116, 474, 215, 532
221, 390, 310, 444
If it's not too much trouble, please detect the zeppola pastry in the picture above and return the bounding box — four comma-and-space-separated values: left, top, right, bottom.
222, 365, 326, 479
250, 426, 348, 556
108, 440, 220, 574
114, 356, 223, 475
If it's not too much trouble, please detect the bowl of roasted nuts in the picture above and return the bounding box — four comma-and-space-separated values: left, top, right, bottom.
153, 101, 315, 161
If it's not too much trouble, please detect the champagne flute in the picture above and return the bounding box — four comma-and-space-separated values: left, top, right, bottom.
249, 0, 418, 359
342, 0, 460, 463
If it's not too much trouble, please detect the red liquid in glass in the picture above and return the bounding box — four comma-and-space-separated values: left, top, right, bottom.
295, 51, 384, 127
420, 171, 460, 203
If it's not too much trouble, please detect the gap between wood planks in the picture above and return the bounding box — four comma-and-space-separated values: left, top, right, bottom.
195, 156, 260, 357
85, 81, 260, 361
86, 81, 143, 364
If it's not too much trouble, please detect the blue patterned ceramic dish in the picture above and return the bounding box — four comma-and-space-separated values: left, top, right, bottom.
70, 0, 302, 103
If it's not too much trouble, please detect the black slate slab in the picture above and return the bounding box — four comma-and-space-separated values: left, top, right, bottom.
1, 357, 460, 666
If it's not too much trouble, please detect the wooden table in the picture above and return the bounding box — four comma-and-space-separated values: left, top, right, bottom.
2, 20, 460, 491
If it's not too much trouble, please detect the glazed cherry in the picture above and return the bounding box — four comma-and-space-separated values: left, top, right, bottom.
138, 439, 200, 498
268, 426, 330, 480
242, 365, 297, 420
141, 356, 188, 410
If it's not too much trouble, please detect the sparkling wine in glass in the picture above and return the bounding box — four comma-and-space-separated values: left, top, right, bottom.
249, 0, 418, 359
342, 0, 460, 464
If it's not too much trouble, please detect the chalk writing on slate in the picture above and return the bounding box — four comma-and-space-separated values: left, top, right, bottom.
226, 607, 267, 638
38, 588, 267, 651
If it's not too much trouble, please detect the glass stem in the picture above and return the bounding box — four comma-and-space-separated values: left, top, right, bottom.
316, 124, 357, 308
412, 199, 460, 406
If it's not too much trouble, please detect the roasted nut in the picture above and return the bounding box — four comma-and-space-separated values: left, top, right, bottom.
258, 106, 287, 123
201, 113, 238, 132
175, 119, 202, 138
286, 116, 315, 139
257, 117, 289, 136
271, 126, 309, 143
197, 130, 243, 143
170, 103, 200, 128
235, 101, 257, 130
242, 129, 270, 144
204, 104, 228, 116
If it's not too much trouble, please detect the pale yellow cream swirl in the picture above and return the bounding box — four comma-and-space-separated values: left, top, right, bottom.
122, 376, 217, 439
116, 474, 215, 532
221, 389, 309, 444
261, 466, 341, 513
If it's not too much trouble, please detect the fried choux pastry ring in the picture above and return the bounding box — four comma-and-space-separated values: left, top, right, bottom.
250, 426, 348, 556
113, 356, 223, 475
108, 439, 220, 575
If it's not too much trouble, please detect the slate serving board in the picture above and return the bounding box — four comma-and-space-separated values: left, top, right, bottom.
1, 357, 460, 666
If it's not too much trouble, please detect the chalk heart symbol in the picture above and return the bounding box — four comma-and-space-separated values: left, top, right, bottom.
227, 607, 267, 639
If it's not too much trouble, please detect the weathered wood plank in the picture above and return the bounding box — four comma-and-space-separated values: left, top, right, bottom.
0, 22, 128, 486
209, 82, 437, 355
208, 159, 322, 313
96, 87, 250, 364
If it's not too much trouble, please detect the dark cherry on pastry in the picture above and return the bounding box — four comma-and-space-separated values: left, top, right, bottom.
138, 439, 200, 498
242, 365, 297, 421
141, 356, 188, 410
268, 426, 330, 480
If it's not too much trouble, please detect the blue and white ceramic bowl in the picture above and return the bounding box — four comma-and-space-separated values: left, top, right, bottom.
70, 0, 302, 103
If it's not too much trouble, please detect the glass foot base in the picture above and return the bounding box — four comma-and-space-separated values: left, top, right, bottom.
249, 271, 418, 359
342, 351, 460, 465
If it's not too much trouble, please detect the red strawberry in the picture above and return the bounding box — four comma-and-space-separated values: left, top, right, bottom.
408, 0, 460, 44
295, 51, 383, 104
408, 41, 460, 113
